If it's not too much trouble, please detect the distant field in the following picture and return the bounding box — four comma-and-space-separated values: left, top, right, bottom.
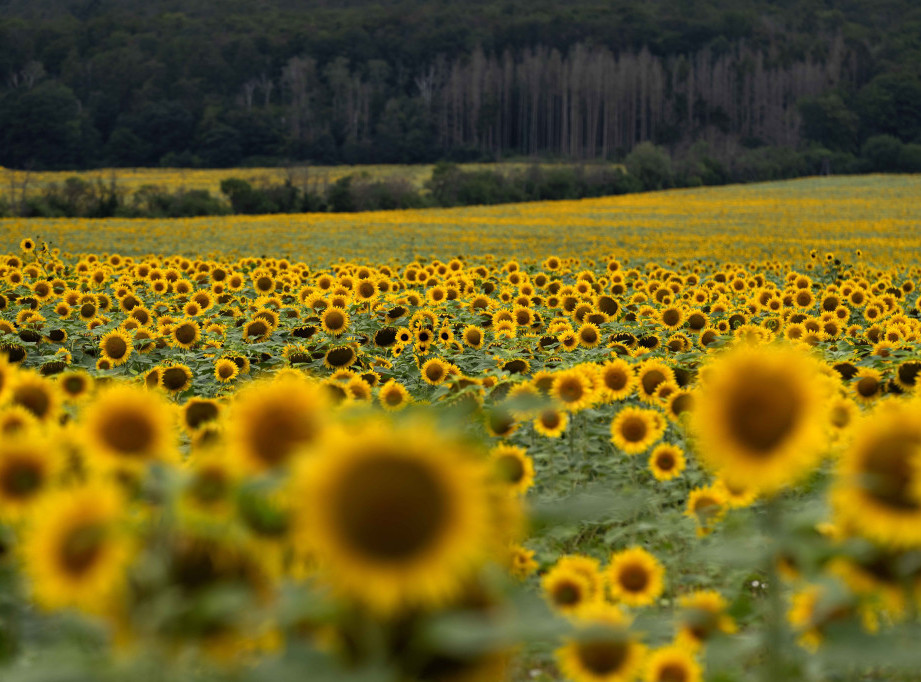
0, 162, 613, 199
1, 175, 918, 266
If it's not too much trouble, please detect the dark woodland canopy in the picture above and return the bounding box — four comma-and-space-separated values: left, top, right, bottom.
1, 0, 919, 169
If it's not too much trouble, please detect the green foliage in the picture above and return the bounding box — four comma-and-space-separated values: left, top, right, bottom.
624, 143, 673, 191
0, 0, 919, 169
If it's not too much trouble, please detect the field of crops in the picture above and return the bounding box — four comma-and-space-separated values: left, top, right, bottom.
1, 175, 919, 266
0, 175, 920, 681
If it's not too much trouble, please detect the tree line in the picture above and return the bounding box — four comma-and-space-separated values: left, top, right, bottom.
0, 0, 919, 172
6, 136, 919, 219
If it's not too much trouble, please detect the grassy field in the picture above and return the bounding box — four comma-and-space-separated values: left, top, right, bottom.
0, 175, 920, 681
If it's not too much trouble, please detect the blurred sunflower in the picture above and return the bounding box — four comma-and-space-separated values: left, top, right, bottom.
534, 407, 569, 438
9, 371, 60, 423
610, 407, 663, 455
181, 397, 222, 434
57, 370, 93, 402
489, 444, 535, 496
597, 359, 636, 402
675, 590, 737, 650
685, 486, 727, 537
648, 444, 686, 481
227, 376, 326, 473
378, 379, 411, 411
21, 482, 131, 614
556, 602, 645, 682
0, 434, 59, 521
542, 564, 597, 615
689, 344, 831, 495
606, 547, 664, 607
82, 383, 177, 469
290, 418, 494, 614
832, 400, 921, 548
643, 645, 701, 682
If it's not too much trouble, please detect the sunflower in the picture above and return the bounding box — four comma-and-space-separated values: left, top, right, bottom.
642, 645, 701, 682
227, 376, 326, 473
159, 363, 194, 393
489, 444, 535, 496
559, 330, 580, 351
324, 345, 357, 370
290, 418, 493, 615
675, 590, 737, 650
831, 400, 921, 548
658, 306, 685, 331
98, 329, 133, 367
243, 318, 272, 343
421, 357, 454, 386
321, 307, 350, 336
610, 407, 663, 455
0, 434, 58, 520
534, 407, 569, 437
648, 444, 686, 481
786, 584, 865, 653
827, 395, 859, 440
577, 323, 602, 349
554, 555, 605, 602
214, 358, 239, 383
143, 367, 161, 390
0, 405, 37, 436
689, 344, 831, 496
685, 486, 727, 537
171, 318, 201, 349
55, 370, 92, 402
485, 403, 519, 439
607, 547, 665, 607
181, 398, 222, 434
636, 359, 675, 404
665, 389, 695, 422
556, 602, 646, 682
713, 477, 758, 508
9, 371, 60, 423
551, 368, 596, 412
346, 376, 372, 401
0, 356, 14, 402
21, 482, 131, 614
542, 564, 597, 615
82, 383, 177, 468
379, 379, 411, 411
19, 238, 35, 252
509, 545, 539, 580
851, 368, 884, 403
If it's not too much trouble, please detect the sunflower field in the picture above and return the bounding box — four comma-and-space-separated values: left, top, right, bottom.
0, 176, 921, 681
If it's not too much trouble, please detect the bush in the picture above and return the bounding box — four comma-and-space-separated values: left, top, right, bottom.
861, 135, 904, 172
899, 143, 921, 172
624, 143, 673, 190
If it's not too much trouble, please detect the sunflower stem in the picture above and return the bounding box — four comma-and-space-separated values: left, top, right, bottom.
568, 411, 578, 492
762, 496, 786, 682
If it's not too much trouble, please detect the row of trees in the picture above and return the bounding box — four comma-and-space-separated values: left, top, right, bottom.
6, 137, 920, 219
0, 0, 919, 170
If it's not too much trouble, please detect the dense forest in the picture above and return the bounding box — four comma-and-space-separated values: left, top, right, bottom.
1, 0, 920, 172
